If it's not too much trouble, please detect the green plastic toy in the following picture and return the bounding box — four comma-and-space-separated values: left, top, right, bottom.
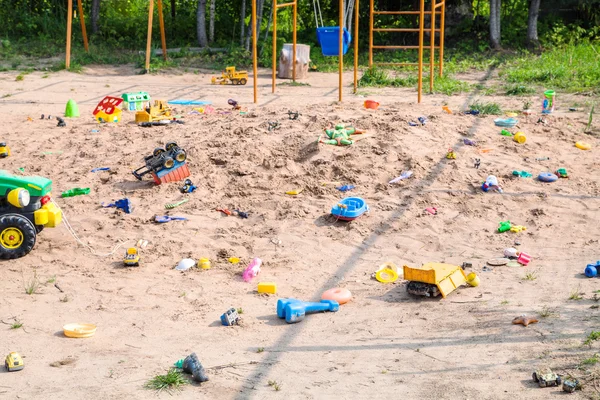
61, 188, 90, 198
512, 170, 532, 178
556, 168, 568, 178
318, 124, 365, 146
498, 221, 512, 233
501, 129, 513, 136
65, 99, 80, 118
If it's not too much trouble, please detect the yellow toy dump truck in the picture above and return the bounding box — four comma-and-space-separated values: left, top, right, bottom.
211, 67, 248, 85
403, 263, 468, 298
135, 100, 172, 124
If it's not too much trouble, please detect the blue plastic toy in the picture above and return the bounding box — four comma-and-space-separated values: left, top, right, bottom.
336, 184, 355, 192
538, 172, 558, 182
317, 27, 351, 56
331, 197, 369, 221
91, 167, 110, 173
102, 198, 132, 214
220, 308, 240, 326
585, 261, 600, 278
154, 215, 187, 223
276, 298, 339, 324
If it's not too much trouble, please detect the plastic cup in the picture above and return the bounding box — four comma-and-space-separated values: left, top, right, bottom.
514, 132, 526, 144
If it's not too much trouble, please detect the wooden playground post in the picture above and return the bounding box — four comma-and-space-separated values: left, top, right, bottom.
293, 1, 297, 81
368, 0, 373, 67
417, 0, 425, 103
272, 0, 277, 93
145, 0, 155, 72
353, 0, 359, 93
66, 0, 73, 69
158, 0, 168, 60
252, 0, 258, 103
77, 0, 89, 52
439, 1, 445, 77
272, 0, 298, 93
430, 0, 436, 92
338, 0, 343, 101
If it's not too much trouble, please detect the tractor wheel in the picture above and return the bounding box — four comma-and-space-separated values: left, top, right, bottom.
153, 147, 165, 157
0, 214, 37, 259
163, 157, 174, 169
556, 377, 562, 385
174, 150, 187, 163
240, 78, 247, 85
231, 79, 239, 85
532, 373, 539, 382
165, 142, 178, 151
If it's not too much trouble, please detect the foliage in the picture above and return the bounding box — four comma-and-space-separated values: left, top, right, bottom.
469, 100, 502, 115
144, 369, 188, 393
584, 331, 600, 346
505, 84, 535, 96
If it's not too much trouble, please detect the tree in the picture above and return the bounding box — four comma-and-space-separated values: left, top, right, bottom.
245, 0, 265, 51
526, 0, 541, 48
91, 0, 100, 34
240, 0, 246, 46
489, 0, 501, 49
197, 0, 208, 47
209, 0, 216, 43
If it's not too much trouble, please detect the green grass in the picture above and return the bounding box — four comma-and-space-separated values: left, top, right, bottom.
278, 81, 311, 87
358, 66, 468, 95
581, 354, 599, 365
144, 369, 188, 393
268, 380, 282, 391
522, 271, 537, 281
469, 100, 503, 115
569, 286, 583, 301
584, 331, 600, 346
23, 270, 39, 295
10, 321, 23, 329
505, 84, 536, 96
539, 306, 559, 318
257, 347, 264, 353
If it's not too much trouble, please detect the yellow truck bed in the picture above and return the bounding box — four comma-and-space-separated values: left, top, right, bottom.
403, 263, 467, 298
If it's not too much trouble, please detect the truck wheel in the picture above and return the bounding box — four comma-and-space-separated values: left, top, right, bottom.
174, 150, 187, 163
163, 157, 174, 169
556, 377, 562, 385
0, 214, 37, 259
231, 79, 239, 85
240, 78, 247, 85
153, 147, 165, 157
165, 142, 178, 151
532, 373, 539, 382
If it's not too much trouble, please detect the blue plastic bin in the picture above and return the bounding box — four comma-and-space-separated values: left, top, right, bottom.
316, 27, 351, 56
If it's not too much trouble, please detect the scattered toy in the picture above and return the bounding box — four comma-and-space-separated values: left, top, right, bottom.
216, 208, 232, 216
136, 239, 149, 248
538, 172, 558, 182
542, 90, 555, 114
462, 262, 472, 270
135, 100, 172, 124
285, 189, 303, 195
168, 99, 211, 106
513, 131, 526, 144
258, 282, 277, 294
199, 257, 211, 270
537, 117, 547, 124
500, 129, 513, 136
504, 248, 518, 258
122, 92, 151, 111
165, 199, 189, 209
418, 116, 427, 125
180, 179, 197, 193
465, 110, 480, 115
93, 96, 123, 123
181, 353, 209, 383
555, 168, 568, 178
211, 67, 248, 85
389, 171, 413, 184
404, 263, 468, 298
91, 167, 110, 173
331, 197, 369, 221
535, 157, 550, 161
228, 99, 241, 110
575, 141, 591, 150
517, 252, 532, 265
513, 315, 539, 327
287, 110, 301, 120
482, 175, 503, 193
512, 170, 532, 178
466, 272, 480, 287
154, 215, 187, 223
132, 142, 189, 184
585, 261, 600, 278
4, 352, 24, 371
233, 210, 249, 219
243, 257, 262, 282
498, 221, 512, 232
123, 247, 140, 267
65, 99, 79, 117
61, 188, 90, 198
474, 158, 481, 169
228, 257, 240, 264
364, 100, 380, 110
336, 185, 355, 192
103, 198, 133, 214
562, 378, 580, 393
175, 259, 196, 271
56, 117, 66, 127
0, 142, 10, 158
277, 298, 339, 324
424, 207, 437, 215
321, 287, 352, 304
63, 323, 97, 338
267, 121, 280, 131
510, 225, 527, 233
221, 308, 240, 326
375, 263, 399, 283
494, 118, 518, 128
442, 105, 452, 114
318, 123, 365, 146
487, 258, 509, 266
446, 148, 457, 159
532, 367, 561, 388
463, 138, 477, 146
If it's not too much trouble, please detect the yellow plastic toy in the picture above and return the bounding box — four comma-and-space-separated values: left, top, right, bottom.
510, 225, 527, 233
404, 262, 468, 298
514, 132, 527, 144
375, 262, 400, 283
123, 247, 140, 267
63, 323, 97, 338
285, 189, 303, 196
257, 282, 277, 294
575, 141, 591, 150
0, 142, 10, 158
135, 100, 172, 124
211, 67, 249, 85
199, 257, 211, 270
446, 149, 457, 159
466, 272, 480, 287
5, 352, 24, 371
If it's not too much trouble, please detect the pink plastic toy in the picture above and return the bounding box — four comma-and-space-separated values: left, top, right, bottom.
517, 252, 532, 266
243, 257, 262, 282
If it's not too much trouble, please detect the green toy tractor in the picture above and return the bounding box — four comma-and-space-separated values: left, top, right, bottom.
0, 171, 62, 259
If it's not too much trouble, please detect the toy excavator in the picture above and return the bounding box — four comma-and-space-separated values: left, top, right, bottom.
211, 67, 248, 85
135, 100, 173, 124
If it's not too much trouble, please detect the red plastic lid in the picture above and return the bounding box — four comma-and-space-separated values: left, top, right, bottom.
93, 96, 124, 116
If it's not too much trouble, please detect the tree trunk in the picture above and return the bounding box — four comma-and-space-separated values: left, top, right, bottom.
91, 0, 100, 34
489, 0, 501, 49
240, 0, 246, 46
245, 0, 265, 51
346, 0, 355, 33
278, 43, 310, 79
170, 0, 176, 36
526, 0, 541, 48
209, 0, 216, 43
260, 1, 273, 58
197, 0, 208, 47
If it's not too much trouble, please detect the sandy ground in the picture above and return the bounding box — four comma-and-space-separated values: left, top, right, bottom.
0, 66, 599, 399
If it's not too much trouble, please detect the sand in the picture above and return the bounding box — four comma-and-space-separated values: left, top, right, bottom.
0, 66, 599, 399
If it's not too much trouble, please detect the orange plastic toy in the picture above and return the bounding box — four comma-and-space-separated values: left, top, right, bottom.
321, 287, 352, 305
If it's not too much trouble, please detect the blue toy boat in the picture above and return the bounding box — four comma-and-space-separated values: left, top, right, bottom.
331, 197, 368, 221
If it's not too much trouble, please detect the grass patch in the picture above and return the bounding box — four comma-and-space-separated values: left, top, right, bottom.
144, 369, 188, 393
539, 306, 559, 318
469, 100, 503, 115
585, 104, 595, 133
569, 286, 583, 301
584, 331, 600, 346
278, 81, 310, 87
505, 84, 536, 96
11, 321, 23, 329
236, 308, 244, 315
15, 74, 24, 81
46, 275, 56, 284
23, 270, 40, 295
500, 300, 509, 305
581, 354, 599, 365
257, 347, 264, 353
268, 380, 282, 391
523, 271, 538, 281
432, 75, 471, 95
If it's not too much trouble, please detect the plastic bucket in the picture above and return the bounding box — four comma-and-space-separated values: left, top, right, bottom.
466, 272, 480, 287
364, 100, 380, 110
514, 132, 526, 144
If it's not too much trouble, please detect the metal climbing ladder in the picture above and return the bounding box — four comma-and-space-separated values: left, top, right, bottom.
369, 0, 446, 103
